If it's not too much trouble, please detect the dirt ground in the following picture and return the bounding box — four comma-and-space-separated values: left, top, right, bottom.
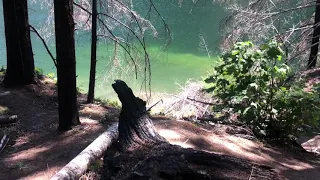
0, 78, 119, 180
0, 77, 320, 180
154, 120, 320, 180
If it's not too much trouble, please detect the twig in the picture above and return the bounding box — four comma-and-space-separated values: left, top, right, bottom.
187, 97, 215, 106
248, 165, 255, 180
147, 99, 163, 111
0, 134, 9, 155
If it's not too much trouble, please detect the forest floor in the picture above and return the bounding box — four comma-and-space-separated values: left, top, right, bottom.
0, 76, 319, 180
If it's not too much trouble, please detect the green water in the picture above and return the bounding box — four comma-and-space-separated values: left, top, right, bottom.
0, 1, 227, 100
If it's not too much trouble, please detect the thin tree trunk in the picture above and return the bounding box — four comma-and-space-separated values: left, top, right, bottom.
112, 80, 166, 151
87, 0, 98, 103
308, 0, 320, 69
2, 0, 35, 87
54, 0, 80, 131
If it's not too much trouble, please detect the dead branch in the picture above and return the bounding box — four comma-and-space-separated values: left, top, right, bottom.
187, 97, 215, 106
0, 131, 9, 155
147, 99, 163, 111
29, 25, 57, 67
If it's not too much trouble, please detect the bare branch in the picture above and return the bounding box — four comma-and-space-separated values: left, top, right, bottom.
29, 24, 57, 67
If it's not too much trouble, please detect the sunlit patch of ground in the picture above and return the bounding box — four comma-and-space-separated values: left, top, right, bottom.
154, 119, 320, 180
301, 135, 320, 154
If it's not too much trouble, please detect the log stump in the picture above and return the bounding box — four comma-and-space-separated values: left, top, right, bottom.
112, 80, 166, 151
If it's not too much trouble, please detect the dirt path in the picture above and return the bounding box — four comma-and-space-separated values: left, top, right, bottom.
1, 79, 319, 180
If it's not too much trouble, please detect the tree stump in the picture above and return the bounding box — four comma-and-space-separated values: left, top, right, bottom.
111, 80, 166, 151
103, 80, 286, 180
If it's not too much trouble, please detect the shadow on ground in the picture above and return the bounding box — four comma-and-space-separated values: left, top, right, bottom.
0, 82, 117, 180
154, 119, 320, 180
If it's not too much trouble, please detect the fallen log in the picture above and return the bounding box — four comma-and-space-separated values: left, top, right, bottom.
0, 115, 17, 125
50, 123, 118, 180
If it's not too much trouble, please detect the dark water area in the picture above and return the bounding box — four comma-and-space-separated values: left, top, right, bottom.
0, 1, 228, 100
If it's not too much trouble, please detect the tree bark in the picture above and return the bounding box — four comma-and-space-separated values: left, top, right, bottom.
54, 0, 80, 131
2, 0, 35, 87
112, 80, 166, 151
308, 0, 320, 69
87, 0, 98, 103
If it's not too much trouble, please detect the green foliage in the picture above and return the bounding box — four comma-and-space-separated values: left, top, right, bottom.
76, 87, 82, 95
0, 105, 9, 115
0, 65, 5, 72
35, 67, 44, 79
205, 41, 320, 139
0, 66, 6, 76
95, 97, 120, 109
46, 72, 55, 79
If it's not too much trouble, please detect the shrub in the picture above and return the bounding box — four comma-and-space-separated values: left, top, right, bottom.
205, 41, 320, 139
47, 72, 55, 79
0, 65, 5, 72
35, 67, 44, 79
0, 66, 6, 76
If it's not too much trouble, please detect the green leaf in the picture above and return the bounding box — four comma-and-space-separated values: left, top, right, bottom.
249, 83, 258, 90
277, 55, 282, 61
280, 87, 287, 91
271, 108, 278, 114
231, 50, 239, 55
250, 102, 258, 108
243, 107, 251, 114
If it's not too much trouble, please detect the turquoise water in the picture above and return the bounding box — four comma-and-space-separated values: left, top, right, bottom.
0, 1, 227, 100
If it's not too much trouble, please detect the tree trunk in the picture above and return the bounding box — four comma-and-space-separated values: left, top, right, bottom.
54, 0, 80, 131
2, 0, 35, 87
112, 80, 166, 151
87, 0, 98, 103
308, 0, 320, 69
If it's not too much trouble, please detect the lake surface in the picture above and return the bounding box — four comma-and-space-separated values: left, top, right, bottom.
0, 1, 228, 100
